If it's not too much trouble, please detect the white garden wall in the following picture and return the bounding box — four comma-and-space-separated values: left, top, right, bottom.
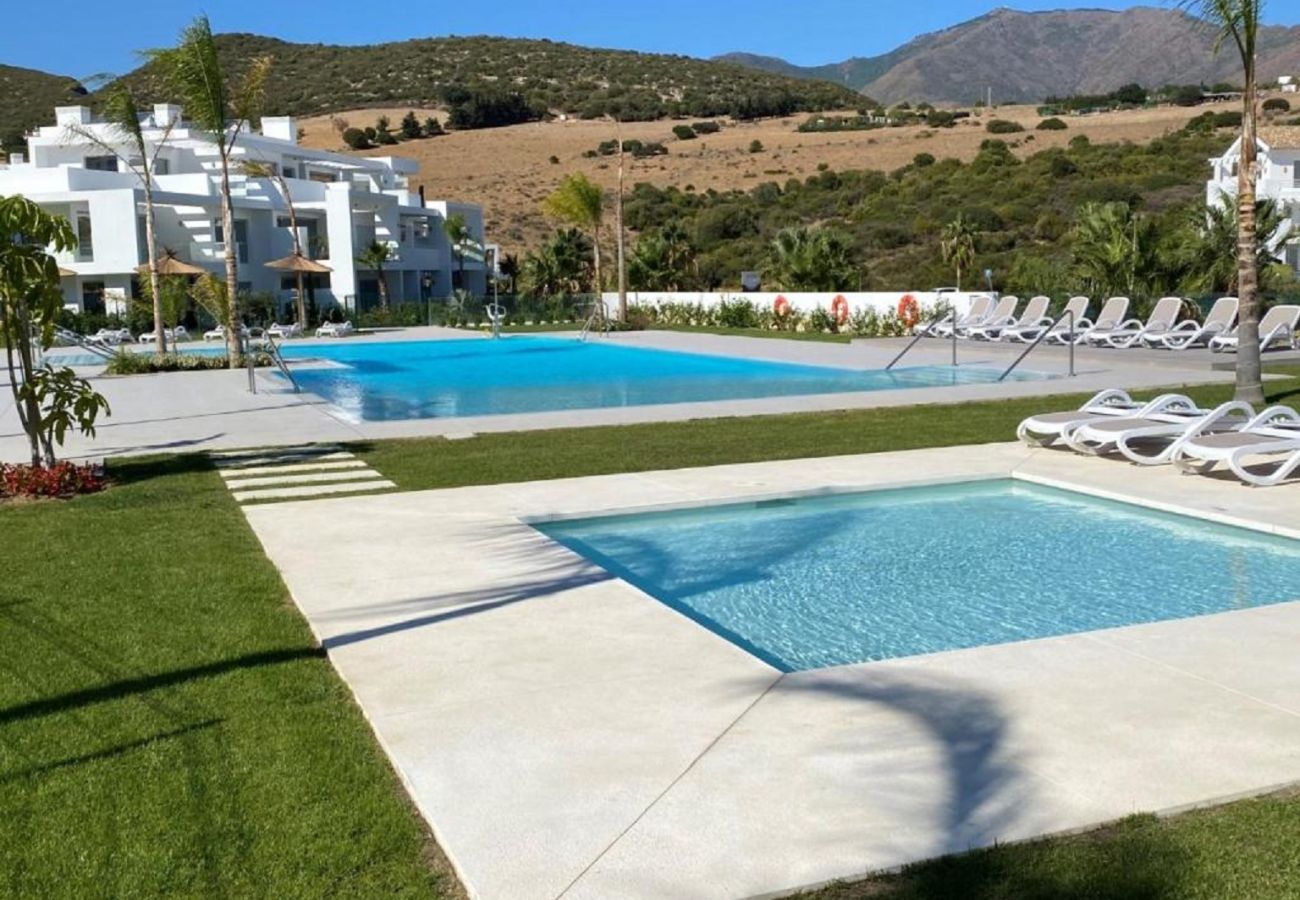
601, 291, 990, 317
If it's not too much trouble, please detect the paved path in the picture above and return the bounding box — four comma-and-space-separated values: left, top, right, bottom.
243, 443, 1300, 899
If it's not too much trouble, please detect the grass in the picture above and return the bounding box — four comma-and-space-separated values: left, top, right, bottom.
6, 366, 1300, 897
0, 456, 456, 898
804, 790, 1300, 899
353, 368, 1300, 492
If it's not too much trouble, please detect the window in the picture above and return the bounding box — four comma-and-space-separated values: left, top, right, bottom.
154, 158, 170, 175
81, 281, 105, 315
1288, 243, 1300, 275
214, 220, 249, 263
276, 216, 293, 229
282, 165, 297, 179
84, 155, 117, 172
76, 216, 93, 261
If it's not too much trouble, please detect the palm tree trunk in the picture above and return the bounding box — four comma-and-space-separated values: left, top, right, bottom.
219, 154, 241, 367
592, 227, 603, 304
142, 180, 167, 355
377, 265, 389, 309
296, 272, 306, 325
1235, 72, 1264, 406
616, 142, 628, 322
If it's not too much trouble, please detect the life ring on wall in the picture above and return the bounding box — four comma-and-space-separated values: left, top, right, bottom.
773, 295, 791, 317
830, 294, 850, 326
897, 294, 921, 328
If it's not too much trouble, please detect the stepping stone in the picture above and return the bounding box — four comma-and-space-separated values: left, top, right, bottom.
212, 451, 356, 469
217, 459, 368, 478
224, 470, 387, 489
232, 480, 397, 503
208, 444, 344, 461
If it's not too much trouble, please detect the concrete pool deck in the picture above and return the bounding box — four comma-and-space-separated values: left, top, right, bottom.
243, 443, 1300, 900
0, 326, 1270, 462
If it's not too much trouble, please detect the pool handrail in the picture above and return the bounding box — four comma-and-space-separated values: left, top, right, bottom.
998, 309, 1076, 382
885, 312, 955, 371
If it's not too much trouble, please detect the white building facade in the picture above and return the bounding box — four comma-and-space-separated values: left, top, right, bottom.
0, 104, 487, 316
1207, 126, 1300, 275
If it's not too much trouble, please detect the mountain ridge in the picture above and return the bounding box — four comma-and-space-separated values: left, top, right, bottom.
717, 6, 1300, 105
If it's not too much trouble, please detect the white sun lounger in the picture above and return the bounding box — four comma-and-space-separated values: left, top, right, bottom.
1016, 390, 1198, 446
267, 321, 304, 339
1005, 296, 1090, 344
1094, 296, 1183, 349
1051, 297, 1130, 345
315, 320, 354, 338
961, 295, 1020, 339
1209, 304, 1300, 354
972, 296, 1051, 341
1171, 405, 1300, 486
932, 295, 994, 338
1065, 400, 1256, 464
1149, 297, 1238, 350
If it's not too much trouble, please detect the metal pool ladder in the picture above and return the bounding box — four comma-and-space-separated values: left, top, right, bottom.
247, 333, 301, 394
485, 301, 507, 339
579, 300, 610, 342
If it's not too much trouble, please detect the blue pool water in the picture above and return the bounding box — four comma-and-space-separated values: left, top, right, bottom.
279, 336, 1044, 421
538, 480, 1300, 671
49, 345, 226, 367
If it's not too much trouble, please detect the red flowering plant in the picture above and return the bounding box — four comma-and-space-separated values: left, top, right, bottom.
0, 461, 105, 499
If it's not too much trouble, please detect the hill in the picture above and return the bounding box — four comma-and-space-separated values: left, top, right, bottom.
0, 64, 88, 153
720, 7, 1300, 105
103, 33, 863, 126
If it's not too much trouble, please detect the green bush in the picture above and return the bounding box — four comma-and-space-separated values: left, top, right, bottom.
691, 120, 721, 135
105, 351, 272, 375
1263, 97, 1290, 113
986, 119, 1025, 134
748, 139, 764, 153
913, 152, 936, 168
1037, 117, 1068, 131
672, 124, 697, 140
341, 127, 371, 149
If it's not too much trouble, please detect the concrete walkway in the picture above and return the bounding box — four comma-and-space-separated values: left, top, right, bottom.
1, 327, 1254, 462
243, 444, 1300, 899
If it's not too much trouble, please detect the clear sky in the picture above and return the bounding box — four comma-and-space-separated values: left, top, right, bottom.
15, 0, 1286, 80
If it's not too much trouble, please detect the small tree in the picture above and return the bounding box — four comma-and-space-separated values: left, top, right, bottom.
423, 116, 444, 137
342, 127, 371, 150
400, 111, 421, 140
0, 197, 110, 466
542, 174, 605, 295
241, 158, 308, 325
940, 214, 978, 291
355, 240, 395, 309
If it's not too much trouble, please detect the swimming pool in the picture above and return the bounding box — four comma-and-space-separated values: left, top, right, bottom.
47, 345, 227, 367
280, 336, 1045, 421
537, 480, 1300, 671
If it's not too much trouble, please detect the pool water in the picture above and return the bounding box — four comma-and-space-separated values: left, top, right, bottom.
48, 345, 226, 367
279, 336, 1044, 421
537, 480, 1300, 671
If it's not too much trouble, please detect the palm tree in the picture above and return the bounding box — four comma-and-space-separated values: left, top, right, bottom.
145, 15, 270, 366
542, 174, 605, 297
1069, 202, 1163, 298
355, 240, 395, 309
1182, 0, 1266, 404
241, 158, 308, 326
940, 214, 977, 291
499, 253, 520, 294
1183, 194, 1289, 295
443, 213, 473, 291
763, 226, 860, 291
63, 85, 175, 352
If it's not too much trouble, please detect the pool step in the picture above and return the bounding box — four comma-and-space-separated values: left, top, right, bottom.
209, 445, 396, 504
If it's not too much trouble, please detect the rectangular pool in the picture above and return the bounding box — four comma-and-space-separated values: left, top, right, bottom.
279, 336, 1045, 421
537, 480, 1300, 671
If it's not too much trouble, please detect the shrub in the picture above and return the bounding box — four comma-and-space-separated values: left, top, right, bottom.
716, 298, 760, 328
1037, 117, 1068, 131
748, 139, 765, 153
1263, 97, 1290, 113
691, 120, 721, 134
913, 152, 936, 168
423, 116, 444, 136
672, 124, 697, 140
105, 351, 272, 374
341, 127, 371, 149
548, 155, 560, 164
0, 461, 104, 499
986, 119, 1025, 134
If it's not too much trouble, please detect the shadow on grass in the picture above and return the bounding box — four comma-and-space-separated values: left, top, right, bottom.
0, 647, 322, 725
1, 718, 222, 783
103, 452, 218, 487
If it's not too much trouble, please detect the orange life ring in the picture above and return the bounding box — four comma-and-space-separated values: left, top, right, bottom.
897, 294, 921, 328
773, 295, 791, 316
830, 294, 850, 326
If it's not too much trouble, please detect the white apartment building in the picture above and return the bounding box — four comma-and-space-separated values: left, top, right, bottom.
0, 104, 487, 316
1207, 126, 1300, 274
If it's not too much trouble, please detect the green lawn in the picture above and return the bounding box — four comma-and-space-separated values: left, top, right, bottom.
354, 370, 1300, 493
5, 367, 1300, 898
805, 790, 1300, 900
0, 457, 456, 898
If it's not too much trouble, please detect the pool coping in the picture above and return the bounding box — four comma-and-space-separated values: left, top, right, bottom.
242, 442, 1300, 900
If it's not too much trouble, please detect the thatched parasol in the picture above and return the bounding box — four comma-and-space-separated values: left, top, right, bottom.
137, 252, 207, 277
265, 253, 332, 274
57, 266, 75, 277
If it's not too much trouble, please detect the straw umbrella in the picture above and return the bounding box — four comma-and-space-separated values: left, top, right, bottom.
265, 253, 331, 325
135, 252, 206, 347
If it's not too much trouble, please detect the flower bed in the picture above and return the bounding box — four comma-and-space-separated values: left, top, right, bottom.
0, 462, 105, 499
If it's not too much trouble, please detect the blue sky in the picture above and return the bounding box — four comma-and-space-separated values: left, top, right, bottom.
8, 0, 1297, 80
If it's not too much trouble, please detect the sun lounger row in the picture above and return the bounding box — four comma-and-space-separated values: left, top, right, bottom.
314, 320, 354, 338
1019, 389, 1300, 487
934, 295, 1299, 352
91, 325, 191, 345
